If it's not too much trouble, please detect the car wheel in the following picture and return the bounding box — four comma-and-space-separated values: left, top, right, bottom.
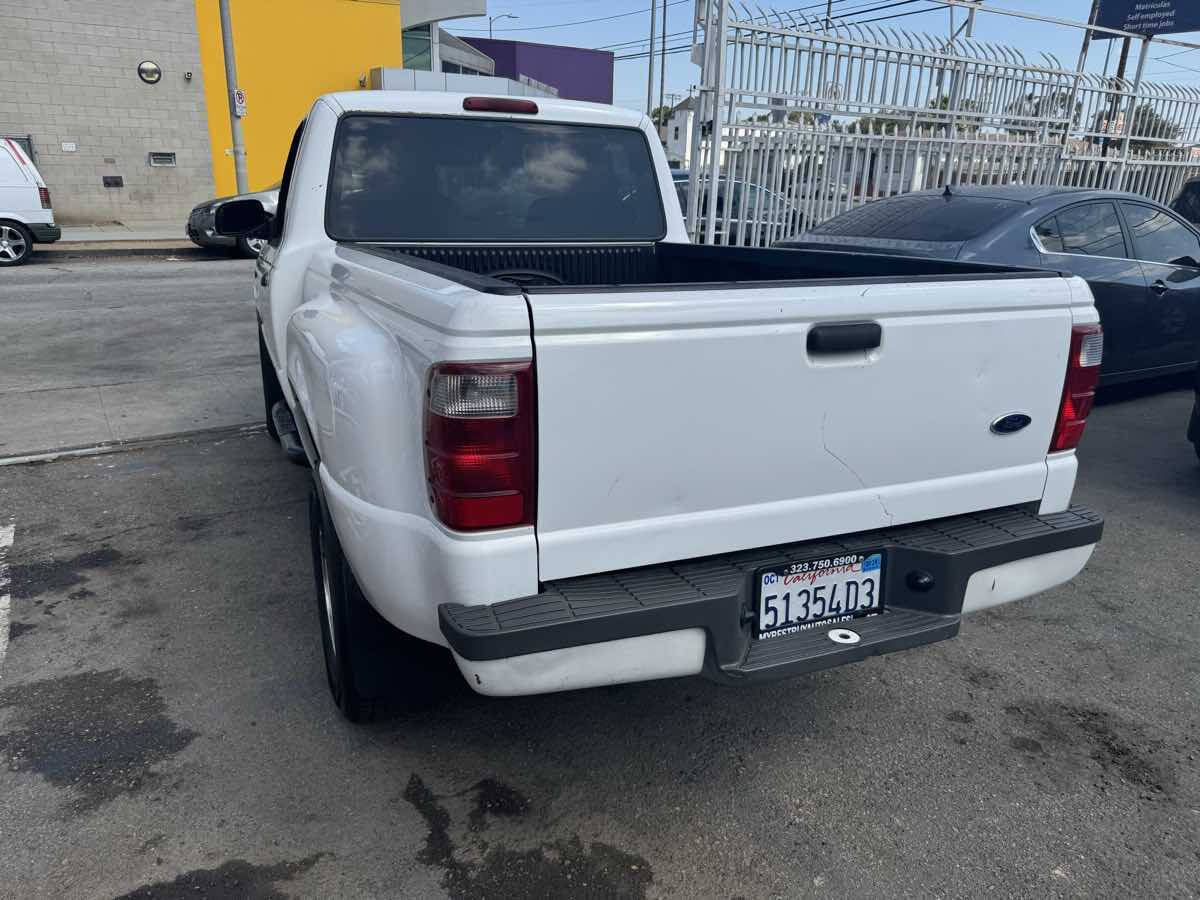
237, 234, 267, 258
0, 222, 33, 266
259, 330, 282, 443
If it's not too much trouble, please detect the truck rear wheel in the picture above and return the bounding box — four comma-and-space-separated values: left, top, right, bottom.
309, 484, 390, 722
260, 330, 282, 443
308, 483, 455, 721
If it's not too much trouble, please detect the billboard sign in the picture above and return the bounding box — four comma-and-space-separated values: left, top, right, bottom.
1095, 0, 1200, 38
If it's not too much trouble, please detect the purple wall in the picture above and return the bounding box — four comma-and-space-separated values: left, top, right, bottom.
462, 38, 614, 104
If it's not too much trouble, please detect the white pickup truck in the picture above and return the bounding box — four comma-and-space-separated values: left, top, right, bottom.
216, 91, 1104, 721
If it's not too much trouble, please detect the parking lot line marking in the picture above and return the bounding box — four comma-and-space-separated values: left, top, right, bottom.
0, 520, 14, 681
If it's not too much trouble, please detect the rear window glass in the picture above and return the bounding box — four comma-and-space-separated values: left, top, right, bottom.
810, 195, 1021, 241
327, 115, 666, 242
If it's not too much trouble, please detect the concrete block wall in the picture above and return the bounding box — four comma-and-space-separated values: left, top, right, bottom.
0, 1, 216, 225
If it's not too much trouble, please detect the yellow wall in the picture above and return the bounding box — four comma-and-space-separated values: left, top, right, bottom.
195, 0, 404, 196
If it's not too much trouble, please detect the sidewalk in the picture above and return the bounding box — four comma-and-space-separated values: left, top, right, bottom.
59, 222, 183, 242
42, 221, 211, 257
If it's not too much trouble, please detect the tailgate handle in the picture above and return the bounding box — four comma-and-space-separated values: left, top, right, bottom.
807, 321, 882, 354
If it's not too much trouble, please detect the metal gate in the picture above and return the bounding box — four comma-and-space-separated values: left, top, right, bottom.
685, 2, 1200, 245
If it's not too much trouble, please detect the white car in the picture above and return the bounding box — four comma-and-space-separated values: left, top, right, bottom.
0, 138, 60, 266
216, 91, 1105, 721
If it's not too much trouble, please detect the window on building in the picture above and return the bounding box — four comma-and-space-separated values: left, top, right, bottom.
673, 126, 679, 140
403, 24, 432, 71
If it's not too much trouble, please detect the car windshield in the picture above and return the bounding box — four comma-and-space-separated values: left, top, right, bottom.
326, 115, 666, 242
811, 194, 1022, 241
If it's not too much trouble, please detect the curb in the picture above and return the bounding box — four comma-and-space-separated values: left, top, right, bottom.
0, 422, 266, 467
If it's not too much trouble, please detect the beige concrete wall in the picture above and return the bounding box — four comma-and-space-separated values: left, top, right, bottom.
0, 1, 215, 225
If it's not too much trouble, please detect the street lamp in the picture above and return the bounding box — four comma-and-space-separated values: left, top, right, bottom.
489, 13, 517, 38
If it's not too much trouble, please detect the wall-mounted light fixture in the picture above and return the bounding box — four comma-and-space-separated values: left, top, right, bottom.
137, 60, 162, 84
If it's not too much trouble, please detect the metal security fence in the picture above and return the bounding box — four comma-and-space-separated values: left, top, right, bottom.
685, 1, 1200, 245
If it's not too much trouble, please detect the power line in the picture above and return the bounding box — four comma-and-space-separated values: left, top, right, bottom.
841, 2, 948, 27
450, 0, 691, 35
607, 0, 940, 55
614, 0, 945, 60
595, 0, 870, 51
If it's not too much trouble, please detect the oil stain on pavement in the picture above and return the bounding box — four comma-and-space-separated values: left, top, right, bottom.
404, 773, 653, 899
8, 545, 139, 600
0, 669, 197, 811
1004, 700, 1177, 797
110, 854, 326, 900
7, 621, 36, 641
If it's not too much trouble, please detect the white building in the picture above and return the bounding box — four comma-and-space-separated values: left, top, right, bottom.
661, 96, 696, 169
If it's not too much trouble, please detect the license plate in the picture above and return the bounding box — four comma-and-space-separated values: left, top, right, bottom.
755, 551, 884, 639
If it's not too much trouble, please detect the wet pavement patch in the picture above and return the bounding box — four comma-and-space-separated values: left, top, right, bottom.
404, 773, 652, 899
467, 777, 530, 831
1004, 701, 1174, 795
9, 546, 137, 600
110, 855, 325, 900
174, 515, 213, 533
0, 669, 198, 811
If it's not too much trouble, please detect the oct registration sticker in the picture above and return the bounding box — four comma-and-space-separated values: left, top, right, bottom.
755, 552, 884, 639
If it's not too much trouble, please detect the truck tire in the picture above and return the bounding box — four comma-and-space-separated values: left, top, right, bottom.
0, 221, 33, 267
260, 330, 282, 443
310, 484, 391, 721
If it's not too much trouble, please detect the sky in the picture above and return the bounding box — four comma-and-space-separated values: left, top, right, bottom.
443, 0, 1200, 114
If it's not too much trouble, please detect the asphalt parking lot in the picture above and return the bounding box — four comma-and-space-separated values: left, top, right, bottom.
1, 257, 1198, 899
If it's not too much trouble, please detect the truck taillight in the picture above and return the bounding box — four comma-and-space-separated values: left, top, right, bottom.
38, 187, 51, 209
1050, 324, 1103, 453
424, 361, 536, 530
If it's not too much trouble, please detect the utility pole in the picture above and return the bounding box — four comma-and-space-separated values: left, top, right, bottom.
657, 0, 667, 131
1061, 0, 1098, 146
218, 0, 248, 193
646, 0, 657, 116
1100, 36, 1132, 160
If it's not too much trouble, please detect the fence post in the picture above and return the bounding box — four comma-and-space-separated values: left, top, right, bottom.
1116, 36, 1151, 191
685, 2, 715, 240
703, 0, 730, 245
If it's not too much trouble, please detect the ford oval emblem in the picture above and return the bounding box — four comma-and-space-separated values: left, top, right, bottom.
990, 413, 1032, 435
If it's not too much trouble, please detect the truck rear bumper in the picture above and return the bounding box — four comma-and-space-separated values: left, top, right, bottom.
441, 505, 1102, 697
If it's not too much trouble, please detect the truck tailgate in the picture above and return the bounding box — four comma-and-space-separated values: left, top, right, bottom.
527, 276, 1077, 581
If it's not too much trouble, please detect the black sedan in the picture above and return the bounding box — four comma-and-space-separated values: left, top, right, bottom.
780, 186, 1200, 384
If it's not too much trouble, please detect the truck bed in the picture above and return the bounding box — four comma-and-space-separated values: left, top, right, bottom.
359, 241, 1053, 294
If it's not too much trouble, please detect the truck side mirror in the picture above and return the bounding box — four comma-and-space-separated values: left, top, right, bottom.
215, 198, 272, 237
